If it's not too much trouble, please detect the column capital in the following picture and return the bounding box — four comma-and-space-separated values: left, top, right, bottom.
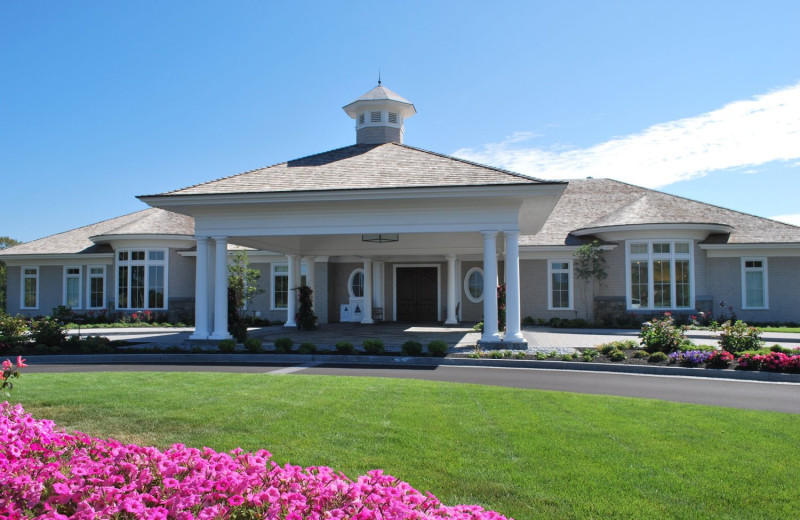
481, 230, 499, 238
503, 230, 521, 238
446, 253, 457, 261
211, 235, 228, 241
194, 236, 210, 244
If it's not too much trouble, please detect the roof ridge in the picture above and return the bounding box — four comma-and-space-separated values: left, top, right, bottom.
396, 143, 549, 182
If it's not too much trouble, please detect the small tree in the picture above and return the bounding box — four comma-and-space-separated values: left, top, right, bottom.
295, 285, 317, 330
0, 236, 21, 311
573, 240, 607, 323
227, 251, 265, 319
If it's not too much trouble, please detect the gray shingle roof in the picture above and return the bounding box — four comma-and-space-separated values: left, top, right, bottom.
0, 208, 194, 256
147, 143, 545, 197
521, 178, 800, 246
347, 85, 413, 105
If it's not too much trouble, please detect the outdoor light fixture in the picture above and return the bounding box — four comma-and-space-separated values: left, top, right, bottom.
361, 234, 399, 243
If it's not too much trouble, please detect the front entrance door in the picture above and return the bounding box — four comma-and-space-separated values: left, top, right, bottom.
396, 267, 438, 322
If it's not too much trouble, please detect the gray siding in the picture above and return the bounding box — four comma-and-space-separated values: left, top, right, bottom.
5, 266, 21, 315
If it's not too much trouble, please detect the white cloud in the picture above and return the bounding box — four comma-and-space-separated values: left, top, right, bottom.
453, 82, 800, 188
770, 214, 800, 227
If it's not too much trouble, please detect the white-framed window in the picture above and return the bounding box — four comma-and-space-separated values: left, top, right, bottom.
87, 265, 106, 309
547, 259, 573, 310
463, 267, 484, 303
116, 249, 167, 310
348, 268, 365, 298
271, 262, 307, 310
63, 266, 82, 309
21, 267, 39, 309
742, 258, 768, 309
626, 240, 693, 310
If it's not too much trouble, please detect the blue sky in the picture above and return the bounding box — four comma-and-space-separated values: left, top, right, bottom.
2, 1, 799, 243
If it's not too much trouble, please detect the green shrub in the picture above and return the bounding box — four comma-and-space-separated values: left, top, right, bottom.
471, 322, 484, 332
362, 339, 385, 355
298, 342, 316, 354
244, 337, 263, 353
639, 313, 685, 353
718, 320, 763, 353
677, 341, 713, 351
488, 350, 504, 359
31, 317, 67, 347
427, 340, 448, 357
536, 351, 548, 360
78, 335, 113, 354
632, 350, 649, 359
218, 339, 237, 353
599, 343, 617, 355
521, 316, 536, 326
401, 340, 423, 356
582, 349, 599, 362
274, 337, 294, 353
608, 349, 626, 361
769, 344, 794, 355
0, 314, 28, 337
514, 351, 526, 359
335, 341, 354, 355
648, 351, 668, 363
51, 305, 74, 323
560, 354, 574, 361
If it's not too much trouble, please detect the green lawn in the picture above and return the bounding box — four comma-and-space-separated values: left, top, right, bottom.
759, 326, 800, 333
10, 372, 800, 520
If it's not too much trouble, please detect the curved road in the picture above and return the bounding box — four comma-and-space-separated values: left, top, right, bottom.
27, 362, 800, 414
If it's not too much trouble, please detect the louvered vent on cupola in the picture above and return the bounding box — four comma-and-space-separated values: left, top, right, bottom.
358, 113, 365, 125
370, 111, 382, 123
387, 112, 398, 124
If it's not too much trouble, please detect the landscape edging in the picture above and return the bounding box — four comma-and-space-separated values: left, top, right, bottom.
19, 353, 800, 383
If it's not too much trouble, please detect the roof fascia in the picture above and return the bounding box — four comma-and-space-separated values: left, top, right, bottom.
138, 183, 566, 208
572, 223, 734, 237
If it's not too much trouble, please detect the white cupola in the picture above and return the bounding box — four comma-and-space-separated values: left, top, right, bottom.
342, 82, 416, 145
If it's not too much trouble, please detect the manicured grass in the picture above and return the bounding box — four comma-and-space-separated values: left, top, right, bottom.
760, 327, 800, 333
10, 372, 800, 520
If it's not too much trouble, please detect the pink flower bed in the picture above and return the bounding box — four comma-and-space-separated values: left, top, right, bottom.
0, 402, 510, 519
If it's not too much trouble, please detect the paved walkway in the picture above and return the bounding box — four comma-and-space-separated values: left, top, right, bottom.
69, 323, 800, 353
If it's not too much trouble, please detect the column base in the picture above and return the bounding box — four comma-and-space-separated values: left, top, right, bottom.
505, 331, 525, 342
189, 331, 210, 340
284, 322, 297, 328
208, 332, 232, 341
444, 319, 459, 325
361, 318, 374, 325
480, 331, 502, 343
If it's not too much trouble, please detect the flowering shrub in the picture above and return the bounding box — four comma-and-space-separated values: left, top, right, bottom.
639, 313, 685, 353
737, 353, 765, 371
1, 356, 26, 397
0, 313, 29, 337
706, 350, 734, 369
0, 403, 510, 519
668, 350, 713, 367
762, 352, 800, 373
718, 320, 763, 353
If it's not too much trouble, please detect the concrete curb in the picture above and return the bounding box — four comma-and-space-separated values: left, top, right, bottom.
22, 353, 800, 383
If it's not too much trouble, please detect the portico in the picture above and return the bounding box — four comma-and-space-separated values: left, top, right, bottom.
138, 83, 566, 345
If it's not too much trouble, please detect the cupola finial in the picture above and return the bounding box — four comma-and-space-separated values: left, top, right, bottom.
378, 69, 381, 86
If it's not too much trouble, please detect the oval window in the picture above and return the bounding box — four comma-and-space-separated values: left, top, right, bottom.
348, 268, 365, 298
464, 267, 484, 303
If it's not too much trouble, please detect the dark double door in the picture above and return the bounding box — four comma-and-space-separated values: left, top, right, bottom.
396, 267, 438, 322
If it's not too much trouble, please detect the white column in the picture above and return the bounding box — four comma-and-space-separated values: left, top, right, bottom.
303, 256, 315, 309
361, 258, 374, 324
445, 254, 458, 324
481, 231, 501, 342
504, 231, 524, 342
190, 237, 210, 340
209, 236, 231, 340
285, 254, 298, 328
373, 261, 384, 309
